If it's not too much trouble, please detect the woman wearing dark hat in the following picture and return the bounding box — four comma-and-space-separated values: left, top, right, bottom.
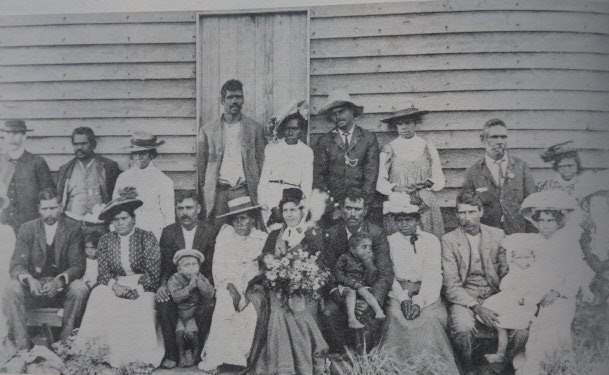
538, 141, 593, 197
75, 187, 164, 369
0, 185, 16, 339
247, 187, 328, 375
112, 131, 174, 240
376, 106, 445, 237
199, 193, 267, 373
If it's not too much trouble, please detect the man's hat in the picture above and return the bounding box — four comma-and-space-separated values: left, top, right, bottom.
0, 119, 32, 133
317, 90, 364, 118
216, 192, 261, 219
540, 141, 578, 163
380, 105, 429, 124
126, 131, 165, 152
98, 187, 143, 222
281, 188, 304, 204
173, 248, 205, 265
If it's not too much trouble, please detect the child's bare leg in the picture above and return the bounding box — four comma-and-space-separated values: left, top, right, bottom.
189, 331, 200, 368
357, 287, 385, 319
344, 288, 364, 329
176, 329, 187, 367
485, 328, 507, 363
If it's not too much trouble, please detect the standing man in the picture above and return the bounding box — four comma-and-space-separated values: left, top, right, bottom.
462, 118, 536, 234
319, 188, 394, 353
441, 191, 527, 374
56, 127, 121, 234
0, 120, 55, 232
313, 90, 379, 212
4, 188, 89, 349
197, 79, 267, 224
156, 190, 216, 369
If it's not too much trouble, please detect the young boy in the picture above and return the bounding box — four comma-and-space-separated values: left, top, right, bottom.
82, 231, 102, 289
168, 249, 215, 368
334, 232, 386, 329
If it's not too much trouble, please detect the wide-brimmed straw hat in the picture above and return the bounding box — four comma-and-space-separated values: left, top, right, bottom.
173, 248, 205, 265
216, 193, 261, 219
539, 141, 578, 163
380, 105, 429, 124
0, 119, 33, 133
383, 193, 421, 216
98, 187, 143, 222
519, 190, 577, 223
126, 131, 165, 152
317, 90, 364, 118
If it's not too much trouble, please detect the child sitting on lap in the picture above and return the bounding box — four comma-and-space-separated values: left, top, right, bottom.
168, 249, 215, 368
334, 232, 385, 329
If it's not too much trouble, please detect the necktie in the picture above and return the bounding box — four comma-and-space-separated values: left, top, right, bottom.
410, 234, 418, 254
495, 160, 504, 188
343, 132, 350, 150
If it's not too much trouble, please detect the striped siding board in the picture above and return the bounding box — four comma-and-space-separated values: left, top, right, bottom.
308, 1, 609, 208
0, 12, 197, 189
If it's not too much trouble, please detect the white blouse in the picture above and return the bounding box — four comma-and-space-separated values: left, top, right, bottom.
387, 229, 443, 308
377, 135, 445, 196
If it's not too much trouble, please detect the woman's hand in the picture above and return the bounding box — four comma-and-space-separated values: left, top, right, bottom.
156, 284, 171, 303
112, 283, 139, 300
227, 283, 241, 312
540, 290, 561, 307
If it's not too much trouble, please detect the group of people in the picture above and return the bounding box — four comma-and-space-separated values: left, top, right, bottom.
0, 78, 606, 375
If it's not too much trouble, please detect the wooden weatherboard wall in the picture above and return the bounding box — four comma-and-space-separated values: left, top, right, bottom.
1, 0, 609, 199
0, 12, 198, 189
309, 0, 609, 208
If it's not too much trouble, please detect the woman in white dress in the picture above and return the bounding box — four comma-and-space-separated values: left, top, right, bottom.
258, 111, 313, 230
376, 106, 445, 237
0, 188, 16, 340
113, 132, 174, 240
199, 194, 267, 373
75, 189, 164, 368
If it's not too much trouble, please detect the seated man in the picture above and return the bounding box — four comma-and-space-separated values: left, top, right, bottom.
156, 191, 216, 369
4, 188, 89, 349
319, 188, 394, 353
441, 190, 527, 374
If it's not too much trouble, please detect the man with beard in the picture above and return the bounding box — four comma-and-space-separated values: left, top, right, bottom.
156, 190, 216, 369
56, 127, 121, 234
197, 79, 267, 225
4, 188, 89, 349
0, 119, 55, 232
462, 119, 536, 234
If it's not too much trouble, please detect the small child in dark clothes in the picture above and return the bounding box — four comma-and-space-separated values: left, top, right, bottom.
168, 249, 215, 368
334, 232, 386, 329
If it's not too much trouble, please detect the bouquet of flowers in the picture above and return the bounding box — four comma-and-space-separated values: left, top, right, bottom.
262, 246, 330, 301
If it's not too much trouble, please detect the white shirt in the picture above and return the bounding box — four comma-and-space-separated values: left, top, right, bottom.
465, 232, 481, 256
377, 135, 445, 195
44, 222, 58, 246
182, 225, 197, 249
218, 122, 246, 187
387, 230, 442, 308
485, 153, 509, 187
338, 128, 354, 146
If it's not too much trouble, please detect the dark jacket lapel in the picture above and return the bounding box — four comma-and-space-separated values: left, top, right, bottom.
478, 159, 498, 188
35, 219, 47, 266
347, 126, 362, 153
53, 217, 67, 265
332, 129, 346, 152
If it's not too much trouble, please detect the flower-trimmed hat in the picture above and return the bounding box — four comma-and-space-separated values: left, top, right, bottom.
540, 141, 578, 163
98, 187, 143, 222
519, 190, 577, 223
126, 131, 165, 152
216, 192, 261, 219
380, 105, 429, 124
383, 193, 421, 216
173, 248, 205, 265
317, 90, 364, 119
0, 119, 33, 133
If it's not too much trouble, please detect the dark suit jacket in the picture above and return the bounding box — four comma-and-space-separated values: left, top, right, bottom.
321, 220, 394, 306
462, 155, 536, 234
55, 154, 121, 208
9, 215, 85, 283
197, 114, 267, 218
0, 151, 55, 230
159, 220, 216, 285
313, 125, 380, 203
441, 224, 508, 307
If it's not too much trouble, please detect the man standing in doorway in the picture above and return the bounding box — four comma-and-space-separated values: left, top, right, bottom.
462, 118, 536, 234
197, 79, 267, 225
0, 120, 55, 232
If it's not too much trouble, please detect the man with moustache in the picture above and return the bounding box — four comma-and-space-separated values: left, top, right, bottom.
441, 190, 527, 374
462, 119, 536, 234
156, 190, 216, 369
56, 127, 121, 234
197, 79, 267, 225
319, 188, 394, 353
313, 90, 380, 213
0, 120, 55, 232
4, 188, 89, 349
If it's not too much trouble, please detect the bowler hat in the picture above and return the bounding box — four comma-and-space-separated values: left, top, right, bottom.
173, 248, 205, 265
126, 131, 165, 152
317, 90, 364, 118
0, 119, 32, 133
98, 187, 143, 222
381, 105, 429, 124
